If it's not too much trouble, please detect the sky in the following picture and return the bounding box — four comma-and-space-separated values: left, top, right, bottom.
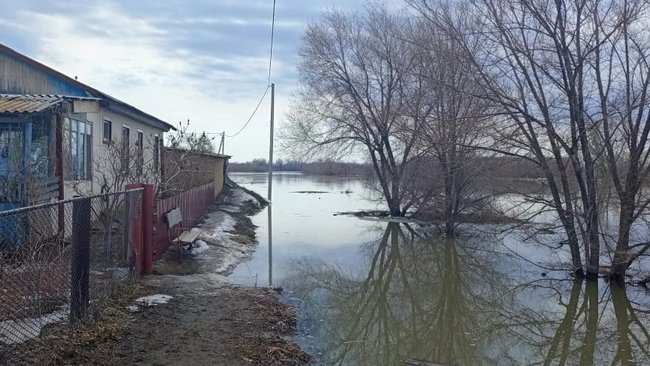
0, 0, 399, 162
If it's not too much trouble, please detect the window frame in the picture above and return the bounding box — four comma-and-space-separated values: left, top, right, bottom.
153, 134, 160, 174
102, 119, 112, 143
63, 117, 92, 181
136, 130, 144, 176
121, 125, 130, 173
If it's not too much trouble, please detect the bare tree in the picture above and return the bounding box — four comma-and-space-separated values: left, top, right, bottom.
589, 0, 650, 280
410, 10, 498, 235
282, 6, 427, 216
409, 0, 650, 280
162, 120, 217, 196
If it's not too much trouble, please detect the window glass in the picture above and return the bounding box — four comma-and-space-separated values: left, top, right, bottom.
153, 135, 160, 173
121, 126, 130, 173
0, 123, 23, 203
103, 120, 111, 142
30, 116, 50, 177
64, 118, 92, 180
136, 131, 144, 175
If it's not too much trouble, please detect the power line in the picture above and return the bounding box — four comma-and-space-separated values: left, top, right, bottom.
225, 85, 270, 138
224, 0, 277, 139
268, 0, 276, 86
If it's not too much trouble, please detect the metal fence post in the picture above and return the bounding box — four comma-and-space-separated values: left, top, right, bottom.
70, 197, 91, 323
143, 184, 154, 274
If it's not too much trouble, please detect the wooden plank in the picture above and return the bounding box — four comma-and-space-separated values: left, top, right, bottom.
165, 208, 183, 228
175, 228, 201, 243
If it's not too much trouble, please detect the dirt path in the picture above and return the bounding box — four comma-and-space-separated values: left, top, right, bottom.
19, 184, 310, 365
107, 185, 309, 365
104, 279, 308, 365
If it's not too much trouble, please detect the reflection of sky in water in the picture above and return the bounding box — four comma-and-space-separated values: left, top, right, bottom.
230, 172, 381, 285
229, 173, 650, 365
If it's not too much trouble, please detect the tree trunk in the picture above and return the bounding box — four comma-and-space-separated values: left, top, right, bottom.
390, 176, 402, 216
611, 195, 634, 282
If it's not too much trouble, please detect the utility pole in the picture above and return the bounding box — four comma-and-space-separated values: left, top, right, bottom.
267, 83, 274, 287
217, 132, 225, 155
268, 83, 274, 201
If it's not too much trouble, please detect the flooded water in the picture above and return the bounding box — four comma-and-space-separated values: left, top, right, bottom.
229, 172, 650, 366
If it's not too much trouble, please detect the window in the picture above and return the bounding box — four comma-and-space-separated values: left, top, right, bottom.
136, 131, 143, 149
121, 126, 130, 143
153, 135, 160, 174
121, 126, 130, 173
30, 117, 50, 177
103, 120, 112, 143
0, 124, 22, 179
135, 131, 144, 176
64, 118, 92, 180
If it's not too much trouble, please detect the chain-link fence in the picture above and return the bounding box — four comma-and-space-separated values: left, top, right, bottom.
0, 188, 143, 365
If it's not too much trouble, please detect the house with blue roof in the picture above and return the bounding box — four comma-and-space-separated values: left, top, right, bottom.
0, 43, 175, 208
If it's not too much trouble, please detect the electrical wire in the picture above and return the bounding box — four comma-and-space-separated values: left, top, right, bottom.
224, 0, 277, 139
225, 85, 270, 138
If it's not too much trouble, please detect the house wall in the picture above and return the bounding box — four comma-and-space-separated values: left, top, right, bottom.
0, 46, 170, 199
214, 158, 226, 198
163, 149, 228, 198
63, 107, 164, 198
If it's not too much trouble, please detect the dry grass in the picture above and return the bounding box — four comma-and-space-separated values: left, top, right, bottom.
227, 289, 310, 366
12, 281, 148, 365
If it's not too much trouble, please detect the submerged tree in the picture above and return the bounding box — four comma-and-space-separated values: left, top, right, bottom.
410, 9, 498, 235
410, 0, 650, 279
283, 6, 428, 216
283, 3, 501, 234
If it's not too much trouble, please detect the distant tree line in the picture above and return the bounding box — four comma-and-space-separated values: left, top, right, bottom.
228, 158, 302, 173
228, 158, 373, 176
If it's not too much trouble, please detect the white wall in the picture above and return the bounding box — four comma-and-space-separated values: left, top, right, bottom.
63, 104, 165, 198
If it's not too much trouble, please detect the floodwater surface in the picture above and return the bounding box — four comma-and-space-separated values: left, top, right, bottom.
229, 172, 650, 366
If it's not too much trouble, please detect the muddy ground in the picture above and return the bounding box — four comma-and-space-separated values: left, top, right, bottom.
10, 184, 310, 366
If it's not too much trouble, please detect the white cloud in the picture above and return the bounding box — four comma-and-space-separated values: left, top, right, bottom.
0, 0, 377, 161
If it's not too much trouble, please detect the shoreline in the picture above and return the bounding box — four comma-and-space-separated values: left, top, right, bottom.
121, 182, 311, 365
13, 183, 310, 365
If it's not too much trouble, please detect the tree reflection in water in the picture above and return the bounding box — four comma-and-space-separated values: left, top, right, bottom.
286, 222, 507, 365
285, 223, 650, 365
540, 280, 650, 366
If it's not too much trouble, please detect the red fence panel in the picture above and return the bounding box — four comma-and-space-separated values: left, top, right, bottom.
153, 182, 215, 260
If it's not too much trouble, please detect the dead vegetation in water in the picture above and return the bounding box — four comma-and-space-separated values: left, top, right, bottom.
334, 208, 519, 226
226, 289, 310, 365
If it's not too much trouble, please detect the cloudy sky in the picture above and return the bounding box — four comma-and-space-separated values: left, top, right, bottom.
0, 0, 399, 161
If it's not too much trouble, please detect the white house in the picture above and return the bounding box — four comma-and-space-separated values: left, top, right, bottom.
0, 43, 175, 205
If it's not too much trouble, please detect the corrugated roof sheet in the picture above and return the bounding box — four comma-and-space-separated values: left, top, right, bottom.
0, 94, 97, 114
0, 94, 64, 114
